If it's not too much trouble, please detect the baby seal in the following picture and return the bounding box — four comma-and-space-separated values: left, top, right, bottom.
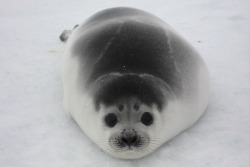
60, 7, 209, 159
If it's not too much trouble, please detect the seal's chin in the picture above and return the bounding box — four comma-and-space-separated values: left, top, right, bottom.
106, 147, 152, 159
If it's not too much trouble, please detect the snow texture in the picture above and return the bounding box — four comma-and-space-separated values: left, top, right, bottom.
0, 0, 249, 166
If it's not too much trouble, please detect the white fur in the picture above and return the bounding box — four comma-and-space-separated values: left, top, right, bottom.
61, 48, 209, 159
61, 8, 209, 159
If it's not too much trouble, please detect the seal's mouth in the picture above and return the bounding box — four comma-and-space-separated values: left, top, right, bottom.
109, 136, 150, 152
105, 137, 153, 159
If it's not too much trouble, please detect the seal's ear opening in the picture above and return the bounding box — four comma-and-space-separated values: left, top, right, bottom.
91, 73, 174, 111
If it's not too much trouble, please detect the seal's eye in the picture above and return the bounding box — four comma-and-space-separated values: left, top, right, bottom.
105, 113, 118, 128
141, 112, 153, 126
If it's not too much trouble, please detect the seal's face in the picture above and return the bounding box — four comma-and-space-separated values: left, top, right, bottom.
96, 97, 161, 159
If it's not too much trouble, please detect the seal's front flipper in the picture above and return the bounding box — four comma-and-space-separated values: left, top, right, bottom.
73, 24, 79, 29
60, 30, 72, 43
59, 24, 79, 43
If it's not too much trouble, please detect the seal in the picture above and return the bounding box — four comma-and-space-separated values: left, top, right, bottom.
60, 7, 209, 159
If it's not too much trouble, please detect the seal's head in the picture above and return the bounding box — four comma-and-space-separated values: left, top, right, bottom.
97, 98, 162, 159
90, 74, 170, 159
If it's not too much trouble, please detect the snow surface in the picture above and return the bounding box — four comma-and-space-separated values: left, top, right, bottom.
0, 0, 249, 166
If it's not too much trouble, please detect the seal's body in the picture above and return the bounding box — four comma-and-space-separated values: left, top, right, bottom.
61, 7, 209, 159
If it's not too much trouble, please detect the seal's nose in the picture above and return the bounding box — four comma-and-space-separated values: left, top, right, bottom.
120, 135, 138, 147
120, 129, 139, 148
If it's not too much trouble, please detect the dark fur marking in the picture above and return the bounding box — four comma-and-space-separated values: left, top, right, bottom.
73, 20, 182, 95
93, 75, 165, 110
90, 21, 177, 84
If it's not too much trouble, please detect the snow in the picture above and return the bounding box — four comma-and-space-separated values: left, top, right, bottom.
0, 0, 249, 166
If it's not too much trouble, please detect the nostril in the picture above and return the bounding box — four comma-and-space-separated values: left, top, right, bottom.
120, 135, 138, 147
131, 136, 138, 144
121, 136, 128, 145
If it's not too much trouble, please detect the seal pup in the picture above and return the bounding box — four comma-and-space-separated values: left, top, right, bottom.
60, 7, 209, 159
